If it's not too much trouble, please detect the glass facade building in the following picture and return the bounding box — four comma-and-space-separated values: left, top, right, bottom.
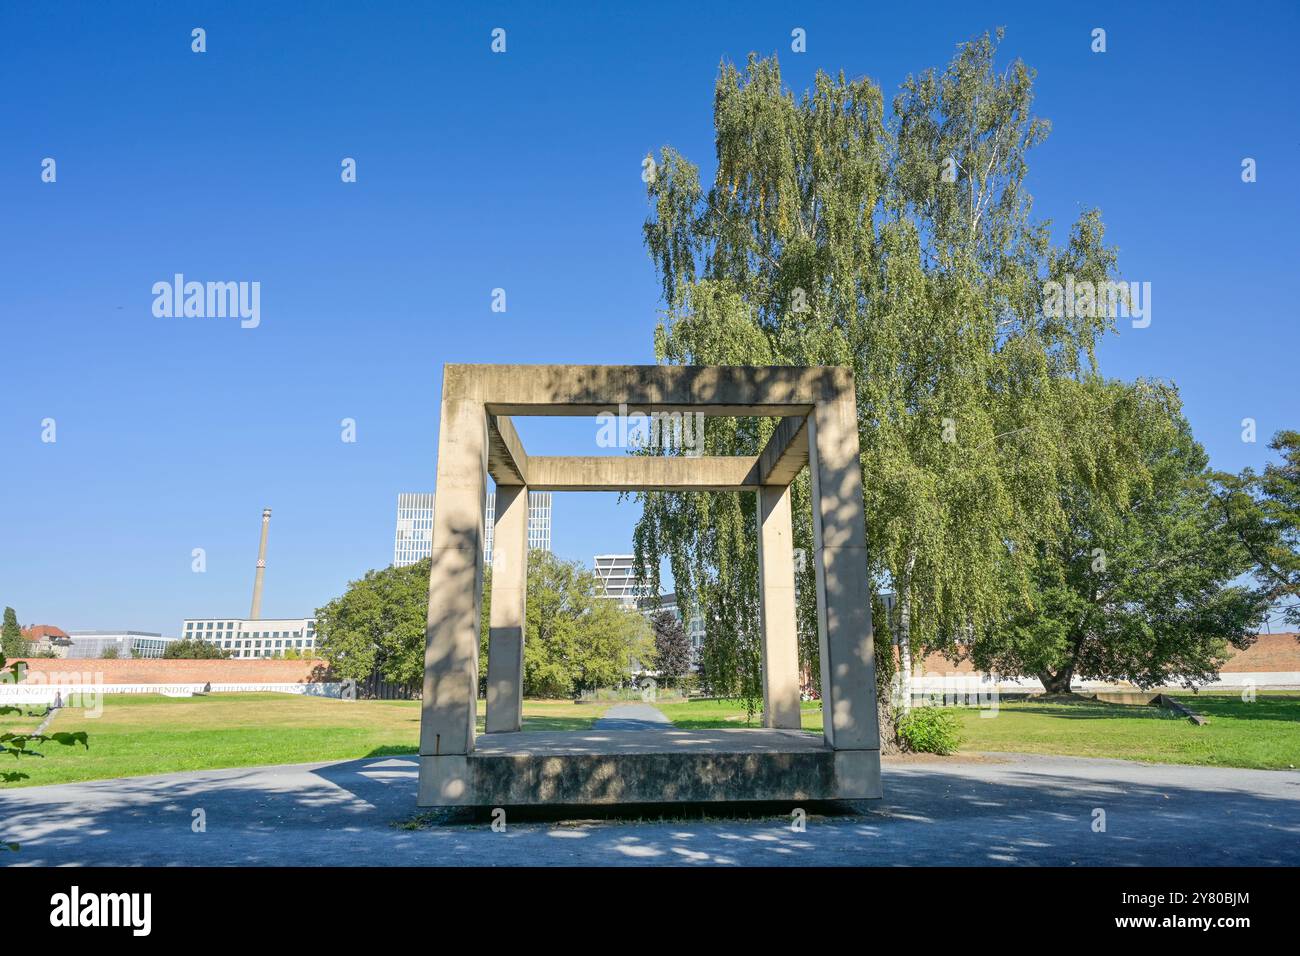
393, 491, 552, 567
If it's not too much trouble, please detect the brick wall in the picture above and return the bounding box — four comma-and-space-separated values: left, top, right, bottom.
11, 657, 332, 684
1220, 633, 1300, 672
916, 633, 1300, 676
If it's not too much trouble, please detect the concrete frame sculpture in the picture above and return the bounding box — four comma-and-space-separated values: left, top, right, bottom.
418, 364, 881, 807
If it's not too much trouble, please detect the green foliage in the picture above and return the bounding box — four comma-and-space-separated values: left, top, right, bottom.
1215, 430, 1300, 631
896, 706, 962, 755
317, 552, 653, 699
649, 610, 691, 684
970, 381, 1266, 690
1, 650, 89, 847
316, 558, 432, 685
99, 647, 120, 659
163, 638, 232, 659
634, 31, 1132, 711
520, 552, 654, 697
1, 607, 26, 660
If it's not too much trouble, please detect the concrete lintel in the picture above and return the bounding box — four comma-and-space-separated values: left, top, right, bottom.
487, 415, 528, 485
443, 363, 845, 415
757, 416, 809, 486
527, 455, 760, 491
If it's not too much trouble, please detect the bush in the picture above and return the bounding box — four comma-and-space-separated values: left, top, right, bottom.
896, 706, 962, 755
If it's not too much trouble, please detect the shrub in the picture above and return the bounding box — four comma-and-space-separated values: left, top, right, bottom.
896, 706, 962, 755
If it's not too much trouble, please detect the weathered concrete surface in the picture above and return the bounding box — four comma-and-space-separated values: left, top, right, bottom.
484, 484, 527, 734
443, 363, 845, 416
5, 753, 1297, 866
758, 415, 809, 485
807, 388, 878, 753
432, 725, 878, 805
757, 484, 802, 729
420, 364, 881, 806
527, 455, 759, 491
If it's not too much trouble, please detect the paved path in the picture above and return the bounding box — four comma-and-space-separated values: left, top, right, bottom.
592, 702, 671, 731
3, 752, 1297, 866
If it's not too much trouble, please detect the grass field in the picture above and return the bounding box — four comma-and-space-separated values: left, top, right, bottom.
657, 692, 1300, 770
955, 693, 1300, 770
5, 689, 1297, 788
0, 694, 608, 789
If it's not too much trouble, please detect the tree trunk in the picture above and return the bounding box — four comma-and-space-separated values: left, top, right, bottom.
895, 552, 917, 714
1038, 667, 1075, 695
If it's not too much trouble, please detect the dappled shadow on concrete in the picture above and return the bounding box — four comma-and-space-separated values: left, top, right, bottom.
1, 752, 1296, 866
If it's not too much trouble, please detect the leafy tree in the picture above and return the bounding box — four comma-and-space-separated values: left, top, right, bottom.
316, 558, 431, 686
969, 381, 1265, 692
521, 552, 654, 697
99, 646, 119, 659
1215, 430, 1300, 632
634, 31, 1130, 723
317, 552, 651, 698
650, 610, 692, 685
1, 650, 88, 848
1, 608, 26, 659
163, 638, 232, 659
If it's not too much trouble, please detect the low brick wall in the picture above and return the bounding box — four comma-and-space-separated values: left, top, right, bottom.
915, 632, 1300, 687
1220, 633, 1300, 671
10, 658, 332, 685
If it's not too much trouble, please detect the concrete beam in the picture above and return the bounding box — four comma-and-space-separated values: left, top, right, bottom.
757, 416, 809, 486
527, 455, 760, 492
441, 364, 841, 416
487, 415, 528, 485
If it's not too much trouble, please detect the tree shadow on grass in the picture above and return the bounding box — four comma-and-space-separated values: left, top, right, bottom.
1008, 700, 1183, 721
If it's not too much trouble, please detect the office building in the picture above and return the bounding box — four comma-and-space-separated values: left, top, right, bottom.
393, 491, 552, 566
393, 492, 435, 568
65, 630, 176, 659
593, 553, 651, 608
182, 617, 317, 659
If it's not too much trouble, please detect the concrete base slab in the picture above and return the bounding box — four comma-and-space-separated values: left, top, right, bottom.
418, 728, 881, 807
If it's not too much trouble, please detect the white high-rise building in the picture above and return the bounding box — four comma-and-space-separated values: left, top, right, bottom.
393, 493, 435, 568
182, 617, 317, 659
593, 553, 649, 608
393, 491, 552, 567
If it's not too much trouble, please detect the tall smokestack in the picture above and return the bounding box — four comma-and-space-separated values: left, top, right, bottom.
249, 508, 271, 620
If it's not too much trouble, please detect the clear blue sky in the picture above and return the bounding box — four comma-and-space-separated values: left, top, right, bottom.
2, 1, 1297, 636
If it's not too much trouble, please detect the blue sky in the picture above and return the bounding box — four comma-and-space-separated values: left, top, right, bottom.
2, 1, 1297, 636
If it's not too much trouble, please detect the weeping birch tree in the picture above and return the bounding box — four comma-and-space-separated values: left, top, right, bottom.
633, 30, 1133, 724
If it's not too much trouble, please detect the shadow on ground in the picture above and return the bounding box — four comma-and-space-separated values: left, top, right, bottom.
1, 752, 1297, 866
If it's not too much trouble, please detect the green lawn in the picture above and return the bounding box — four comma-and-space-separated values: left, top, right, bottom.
957, 693, 1300, 770
8, 689, 1297, 788
654, 697, 824, 732
657, 693, 1300, 770
0, 693, 608, 788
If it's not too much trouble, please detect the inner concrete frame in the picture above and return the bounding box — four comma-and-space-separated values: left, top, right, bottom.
418, 364, 882, 807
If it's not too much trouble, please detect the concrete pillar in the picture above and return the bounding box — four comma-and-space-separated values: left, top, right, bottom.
485, 484, 528, 733
756, 484, 802, 729
807, 390, 880, 753
418, 389, 488, 804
